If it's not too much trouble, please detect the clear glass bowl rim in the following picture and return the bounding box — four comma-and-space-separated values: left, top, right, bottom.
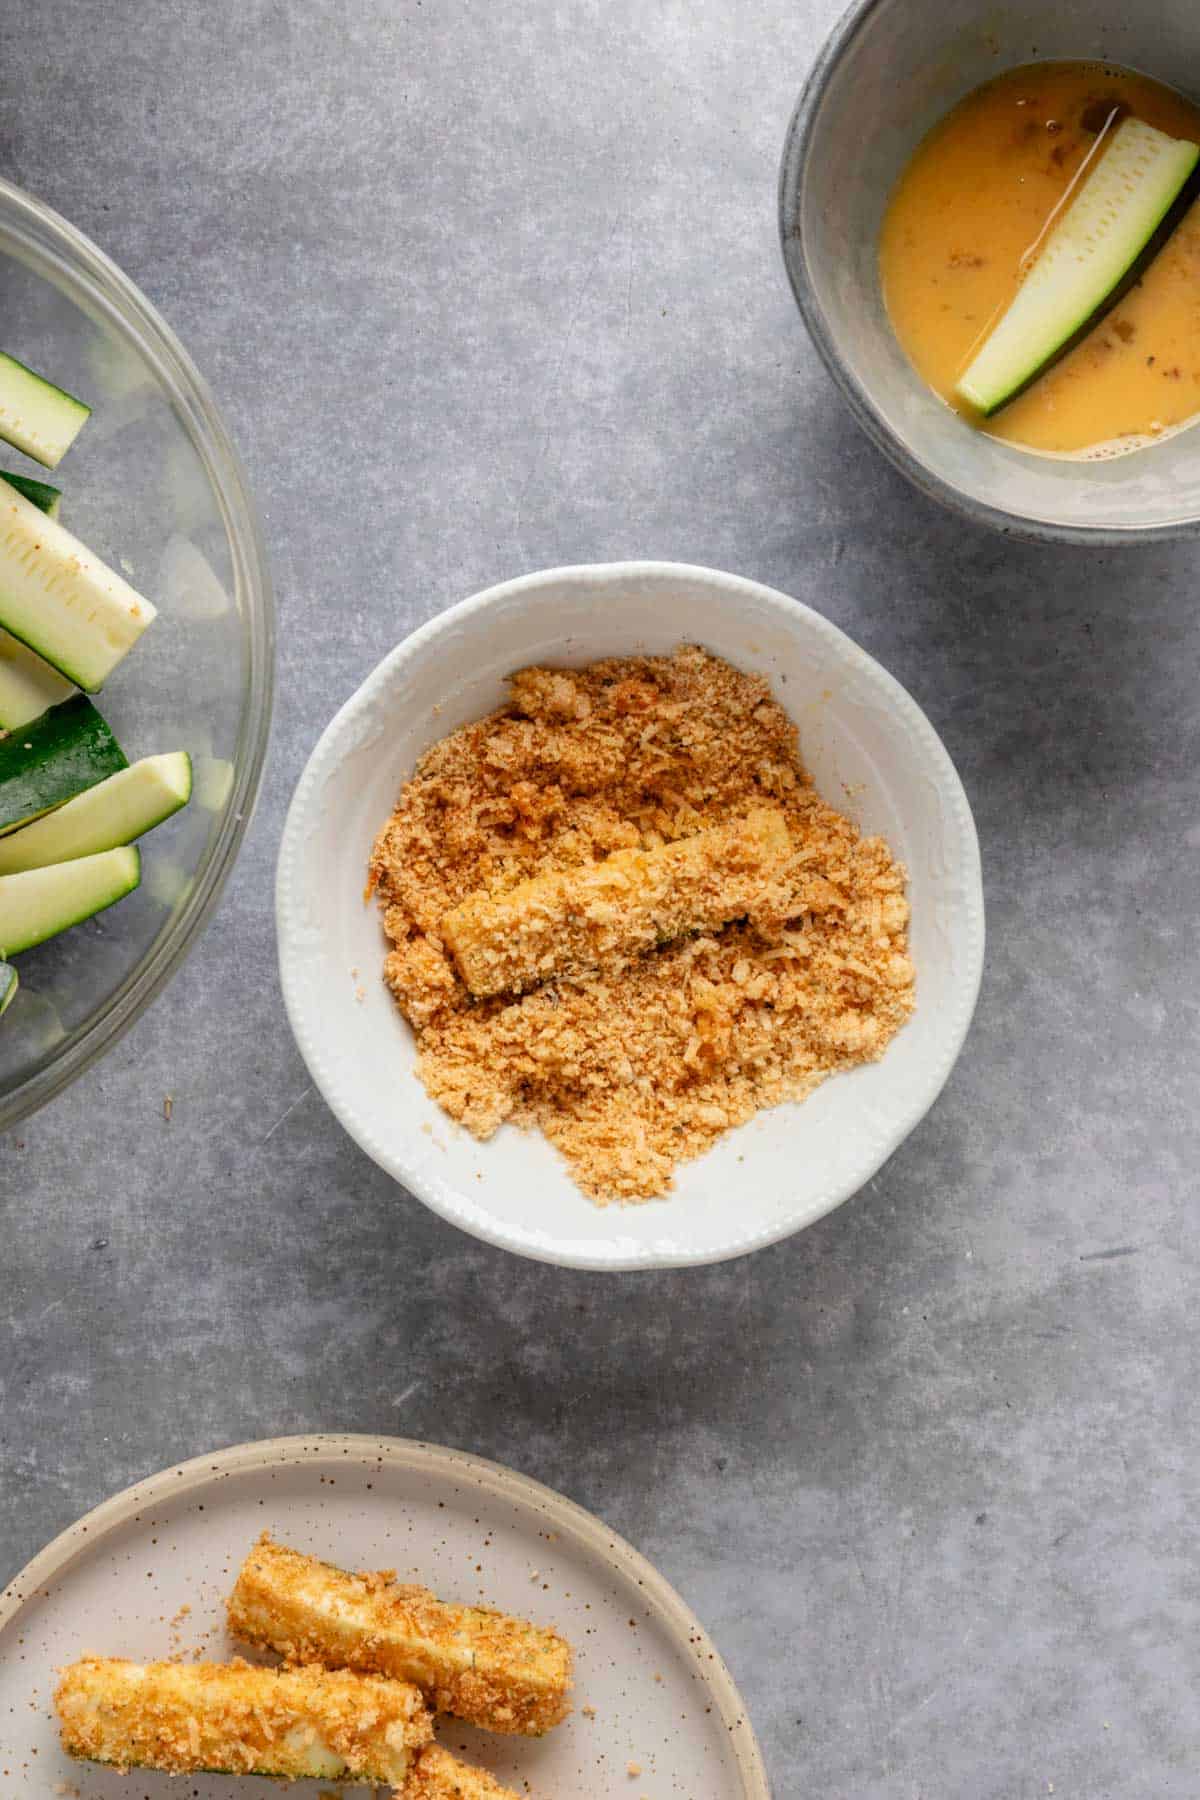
0, 176, 275, 1131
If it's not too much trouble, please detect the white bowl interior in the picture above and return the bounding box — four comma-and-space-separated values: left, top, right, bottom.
785, 0, 1200, 537
278, 565, 983, 1268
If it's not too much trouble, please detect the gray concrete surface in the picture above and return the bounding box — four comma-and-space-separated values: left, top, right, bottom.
3, 4, 1199, 1795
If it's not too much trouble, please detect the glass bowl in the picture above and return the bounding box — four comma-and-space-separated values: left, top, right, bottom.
0, 179, 273, 1129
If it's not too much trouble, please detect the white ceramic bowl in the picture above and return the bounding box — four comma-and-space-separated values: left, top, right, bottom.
277, 563, 984, 1270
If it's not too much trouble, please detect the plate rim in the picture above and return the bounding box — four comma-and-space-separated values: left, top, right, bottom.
276, 559, 986, 1271
0, 1430, 772, 1799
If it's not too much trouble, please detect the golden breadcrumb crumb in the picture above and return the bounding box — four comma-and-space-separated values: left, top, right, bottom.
368, 645, 915, 1202
229, 1533, 572, 1737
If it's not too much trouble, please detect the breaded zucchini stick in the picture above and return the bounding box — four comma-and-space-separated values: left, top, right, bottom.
441, 805, 791, 998
55, 1656, 431, 1783
408, 1743, 524, 1799
229, 1534, 572, 1736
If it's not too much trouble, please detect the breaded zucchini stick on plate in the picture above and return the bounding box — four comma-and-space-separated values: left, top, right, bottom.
408, 1743, 524, 1799
229, 1533, 572, 1735
55, 1656, 431, 1783
441, 806, 792, 998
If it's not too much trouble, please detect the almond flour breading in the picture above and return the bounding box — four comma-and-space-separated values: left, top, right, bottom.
368, 645, 915, 1202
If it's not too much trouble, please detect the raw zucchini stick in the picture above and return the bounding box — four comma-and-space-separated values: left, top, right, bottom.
0, 694, 126, 836
0, 458, 72, 726
0, 846, 140, 956
441, 805, 792, 999
0, 351, 89, 467
0, 469, 61, 518
0, 480, 71, 729
229, 1534, 573, 1737
406, 1743, 524, 1800
0, 752, 190, 873
957, 117, 1200, 414
55, 1657, 432, 1784
0, 480, 156, 690
0, 960, 16, 1016
0, 630, 74, 732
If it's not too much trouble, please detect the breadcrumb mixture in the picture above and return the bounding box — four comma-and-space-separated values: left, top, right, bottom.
368, 645, 915, 1202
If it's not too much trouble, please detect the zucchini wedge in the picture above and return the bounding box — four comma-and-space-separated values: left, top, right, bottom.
0, 846, 140, 957
0, 960, 16, 1016
957, 117, 1200, 414
0, 351, 89, 467
55, 1657, 430, 1785
0, 469, 72, 727
0, 752, 190, 872
0, 469, 61, 518
0, 630, 74, 731
229, 1533, 574, 1737
0, 481, 156, 690
0, 694, 126, 836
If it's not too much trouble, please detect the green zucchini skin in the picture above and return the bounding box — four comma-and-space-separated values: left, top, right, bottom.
0, 470, 62, 517
0, 960, 15, 1016
66, 1755, 378, 1786
0, 694, 127, 836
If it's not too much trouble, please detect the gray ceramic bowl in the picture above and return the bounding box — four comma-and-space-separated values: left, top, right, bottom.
780, 0, 1200, 542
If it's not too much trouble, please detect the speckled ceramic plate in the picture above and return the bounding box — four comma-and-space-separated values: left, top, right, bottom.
277, 562, 985, 1270
0, 1433, 769, 1799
